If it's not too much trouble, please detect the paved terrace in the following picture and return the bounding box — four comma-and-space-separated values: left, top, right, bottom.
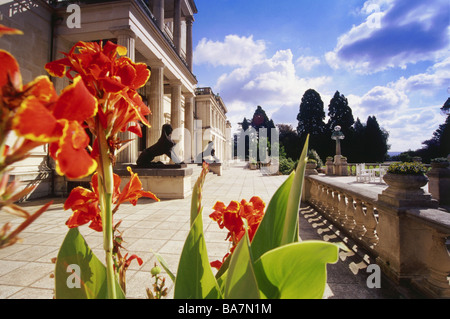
0, 163, 421, 299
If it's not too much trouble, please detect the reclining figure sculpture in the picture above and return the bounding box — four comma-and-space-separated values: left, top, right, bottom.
136, 124, 182, 167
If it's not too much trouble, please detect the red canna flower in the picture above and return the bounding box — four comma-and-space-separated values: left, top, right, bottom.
209, 196, 265, 270
0, 34, 98, 179
117, 166, 160, 205
11, 75, 98, 179
64, 167, 159, 231
45, 40, 151, 141
0, 25, 23, 37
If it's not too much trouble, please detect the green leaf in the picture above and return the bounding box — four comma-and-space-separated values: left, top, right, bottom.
190, 178, 201, 226
151, 250, 176, 282
54, 227, 125, 299
251, 136, 309, 260
253, 241, 339, 299
281, 135, 309, 245
174, 213, 222, 299
224, 230, 260, 299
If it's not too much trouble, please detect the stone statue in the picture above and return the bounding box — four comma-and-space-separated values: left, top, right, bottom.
195, 140, 220, 163
136, 124, 182, 167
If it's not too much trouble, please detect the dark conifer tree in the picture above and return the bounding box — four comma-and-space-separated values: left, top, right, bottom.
364, 116, 389, 162
296, 89, 327, 159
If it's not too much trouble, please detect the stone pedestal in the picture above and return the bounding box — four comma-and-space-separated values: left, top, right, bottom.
333, 155, 348, 176
427, 164, 450, 206
325, 157, 334, 175
208, 163, 222, 176
115, 165, 193, 199
305, 162, 318, 175
379, 173, 438, 208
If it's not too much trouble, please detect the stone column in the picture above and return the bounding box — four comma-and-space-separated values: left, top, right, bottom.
173, 0, 182, 55
184, 92, 194, 162
152, 0, 165, 30
185, 15, 194, 72
148, 61, 165, 150
170, 80, 182, 130
116, 29, 137, 164
171, 80, 183, 160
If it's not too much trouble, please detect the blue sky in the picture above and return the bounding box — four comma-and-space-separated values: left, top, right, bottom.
191, 0, 449, 153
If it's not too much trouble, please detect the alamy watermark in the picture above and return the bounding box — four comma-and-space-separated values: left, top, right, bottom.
366, 264, 381, 288
66, 4, 81, 29
66, 264, 81, 288
365, 3, 382, 29
169, 120, 280, 172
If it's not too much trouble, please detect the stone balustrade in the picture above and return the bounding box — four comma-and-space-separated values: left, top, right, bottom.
305, 175, 380, 254
303, 174, 450, 298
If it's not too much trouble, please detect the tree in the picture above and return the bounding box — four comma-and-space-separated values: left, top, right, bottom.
296, 89, 327, 159
296, 89, 326, 136
327, 91, 354, 132
441, 97, 450, 115
326, 91, 355, 158
348, 117, 365, 163
364, 116, 389, 162
277, 124, 301, 161
241, 117, 250, 131
421, 114, 450, 161
251, 106, 270, 130
237, 107, 277, 162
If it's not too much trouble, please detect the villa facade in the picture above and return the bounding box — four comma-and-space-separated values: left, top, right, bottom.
0, 0, 229, 199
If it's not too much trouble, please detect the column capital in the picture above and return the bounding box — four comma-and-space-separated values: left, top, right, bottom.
183, 91, 195, 98
148, 58, 165, 69
169, 79, 183, 87
185, 15, 194, 24
111, 26, 136, 39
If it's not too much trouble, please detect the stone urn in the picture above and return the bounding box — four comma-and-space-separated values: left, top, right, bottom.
428, 160, 450, 206
306, 161, 318, 175
379, 172, 437, 208
325, 157, 334, 175
431, 161, 449, 169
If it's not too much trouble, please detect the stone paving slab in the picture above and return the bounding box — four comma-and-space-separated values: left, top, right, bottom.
0, 163, 402, 299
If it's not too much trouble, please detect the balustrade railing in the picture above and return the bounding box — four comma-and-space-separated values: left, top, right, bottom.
307, 175, 380, 254
304, 174, 450, 298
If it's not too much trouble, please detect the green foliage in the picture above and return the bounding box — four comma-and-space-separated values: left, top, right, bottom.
307, 149, 323, 167
173, 212, 222, 299
279, 157, 295, 175
431, 157, 449, 163
387, 162, 427, 175
54, 228, 125, 299
277, 124, 301, 161
253, 241, 338, 298
171, 135, 339, 299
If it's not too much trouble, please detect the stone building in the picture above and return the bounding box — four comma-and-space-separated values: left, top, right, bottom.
194, 87, 230, 163
0, 0, 229, 199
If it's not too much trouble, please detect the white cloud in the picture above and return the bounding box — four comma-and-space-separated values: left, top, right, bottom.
389, 57, 450, 95
194, 35, 266, 67
295, 55, 321, 71
216, 48, 331, 113
195, 35, 333, 131
325, 0, 450, 74
345, 59, 449, 151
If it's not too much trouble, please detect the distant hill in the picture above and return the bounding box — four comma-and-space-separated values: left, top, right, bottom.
388, 152, 402, 157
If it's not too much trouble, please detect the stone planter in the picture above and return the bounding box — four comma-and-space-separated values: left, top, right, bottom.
378, 173, 437, 208
306, 162, 318, 175
325, 157, 334, 175
427, 164, 450, 206
431, 162, 449, 169
306, 162, 317, 169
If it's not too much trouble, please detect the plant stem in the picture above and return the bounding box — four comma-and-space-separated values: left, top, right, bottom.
97, 122, 117, 299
